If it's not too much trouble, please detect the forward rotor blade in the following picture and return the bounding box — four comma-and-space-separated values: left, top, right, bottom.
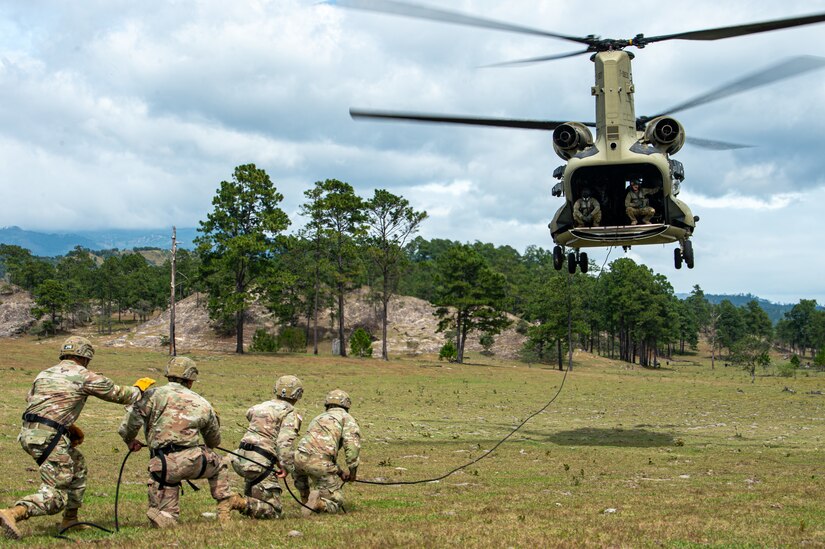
334, 0, 592, 45
481, 49, 592, 68
350, 108, 570, 130
647, 55, 825, 119
643, 12, 825, 44
686, 136, 752, 150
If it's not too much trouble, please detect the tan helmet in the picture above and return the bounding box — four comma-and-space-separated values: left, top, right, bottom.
275, 375, 303, 401
59, 336, 95, 360
164, 356, 198, 381
324, 389, 351, 410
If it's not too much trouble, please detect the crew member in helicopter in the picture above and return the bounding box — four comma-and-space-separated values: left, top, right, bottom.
624, 177, 658, 225
573, 187, 602, 227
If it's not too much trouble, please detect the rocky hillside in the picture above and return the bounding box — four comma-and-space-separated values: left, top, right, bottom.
0, 284, 35, 337
108, 287, 528, 359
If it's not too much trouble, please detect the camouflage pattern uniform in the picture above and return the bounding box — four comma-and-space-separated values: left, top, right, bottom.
293, 402, 361, 514
573, 196, 602, 227
15, 359, 140, 518
231, 398, 302, 518
625, 185, 658, 224
119, 381, 231, 528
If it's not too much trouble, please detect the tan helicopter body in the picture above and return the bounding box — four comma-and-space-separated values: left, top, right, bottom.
549, 50, 696, 271
338, 0, 825, 273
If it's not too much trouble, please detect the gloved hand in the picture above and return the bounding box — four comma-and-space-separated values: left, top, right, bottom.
134, 377, 156, 392
348, 466, 358, 483
276, 468, 287, 479
337, 467, 350, 482
67, 424, 84, 448
127, 440, 145, 453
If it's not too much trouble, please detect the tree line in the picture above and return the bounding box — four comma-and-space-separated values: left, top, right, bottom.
2, 163, 824, 369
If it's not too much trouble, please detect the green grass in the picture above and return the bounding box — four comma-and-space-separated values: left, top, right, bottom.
1, 336, 824, 547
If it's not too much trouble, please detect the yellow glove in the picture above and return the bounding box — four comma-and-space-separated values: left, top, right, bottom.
134, 377, 157, 392
67, 424, 85, 447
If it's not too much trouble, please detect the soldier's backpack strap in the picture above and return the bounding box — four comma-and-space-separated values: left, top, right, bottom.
22, 413, 70, 466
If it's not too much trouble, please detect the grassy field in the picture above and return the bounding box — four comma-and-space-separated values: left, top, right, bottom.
0, 336, 823, 547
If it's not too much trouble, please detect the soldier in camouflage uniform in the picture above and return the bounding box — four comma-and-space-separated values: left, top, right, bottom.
0, 336, 154, 541
231, 375, 303, 519
118, 357, 246, 528
293, 389, 361, 516
624, 178, 658, 225
572, 188, 602, 227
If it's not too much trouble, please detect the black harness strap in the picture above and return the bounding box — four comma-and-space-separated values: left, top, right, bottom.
150, 443, 200, 491
22, 413, 69, 466
239, 442, 279, 488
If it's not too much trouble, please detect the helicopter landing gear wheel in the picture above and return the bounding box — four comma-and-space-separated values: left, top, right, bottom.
683, 240, 694, 269
553, 245, 564, 271
567, 252, 577, 274
579, 252, 588, 273
674, 247, 682, 269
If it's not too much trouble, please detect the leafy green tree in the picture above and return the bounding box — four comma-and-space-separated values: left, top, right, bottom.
0, 244, 54, 291
349, 327, 373, 358
783, 299, 818, 356
439, 340, 458, 362
433, 244, 510, 364
742, 299, 773, 341
716, 299, 746, 355
33, 279, 69, 332
303, 179, 366, 357
196, 164, 291, 353
730, 334, 771, 383
56, 247, 97, 326
364, 189, 427, 360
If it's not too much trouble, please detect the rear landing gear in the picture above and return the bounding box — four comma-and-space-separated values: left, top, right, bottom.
553, 246, 588, 273
674, 240, 694, 270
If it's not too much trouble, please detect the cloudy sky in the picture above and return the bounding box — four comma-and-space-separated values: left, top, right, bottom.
1, 0, 824, 303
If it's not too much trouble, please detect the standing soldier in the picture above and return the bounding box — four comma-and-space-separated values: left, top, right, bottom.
624, 177, 658, 225
0, 336, 154, 540
293, 389, 361, 515
231, 375, 303, 519
572, 188, 602, 227
118, 356, 246, 528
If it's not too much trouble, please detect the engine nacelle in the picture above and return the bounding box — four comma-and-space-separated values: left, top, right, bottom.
552, 122, 594, 160
644, 116, 685, 154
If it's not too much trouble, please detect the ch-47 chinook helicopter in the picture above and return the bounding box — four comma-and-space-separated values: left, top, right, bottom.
337, 0, 825, 273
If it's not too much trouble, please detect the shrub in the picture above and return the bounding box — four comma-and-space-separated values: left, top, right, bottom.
790, 354, 801, 368
349, 327, 373, 358
479, 332, 495, 356
159, 335, 170, 347
776, 362, 797, 378
814, 349, 825, 369
439, 340, 458, 362
277, 326, 306, 353
250, 329, 278, 352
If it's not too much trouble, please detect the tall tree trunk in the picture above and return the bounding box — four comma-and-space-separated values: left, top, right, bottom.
236, 309, 244, 354
312, 271, 319, 355
337, 283, 346, 357
381, 296, 389, 361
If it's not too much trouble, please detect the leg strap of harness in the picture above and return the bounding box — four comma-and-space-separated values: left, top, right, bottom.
239, 442, 279, 488
23, 413, 69, 466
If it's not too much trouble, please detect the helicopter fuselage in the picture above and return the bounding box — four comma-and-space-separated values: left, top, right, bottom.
549, 51, 696, 250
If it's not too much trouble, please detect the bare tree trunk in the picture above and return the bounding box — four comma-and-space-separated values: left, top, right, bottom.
381, 296, 389, 361
337, 284, 346, 357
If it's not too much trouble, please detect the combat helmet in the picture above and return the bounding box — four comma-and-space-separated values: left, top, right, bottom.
581, 188, 592, 199
60, 336, 95, 361
164, 356, 198, 382
324, 389, 351, 410
275, 375, 303, 401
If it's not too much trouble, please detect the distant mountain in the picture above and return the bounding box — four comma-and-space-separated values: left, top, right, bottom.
0, 226, 197, 256
676, 292, 806, 324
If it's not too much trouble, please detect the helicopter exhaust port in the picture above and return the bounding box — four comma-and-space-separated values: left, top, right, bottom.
644, 116, 685, 154
552, 122, 594, 160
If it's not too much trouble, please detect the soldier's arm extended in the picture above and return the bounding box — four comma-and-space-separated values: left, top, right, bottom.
81, 370, 141, 405
118, 391, 151, 444
341, 415, 362, 470
200, 407, 222, 448
624, 192, 633, 208
275, 410, 302, 474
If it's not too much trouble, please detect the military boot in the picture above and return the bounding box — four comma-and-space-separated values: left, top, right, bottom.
146, 508, 177, 529
0, 505, 29, 540
642, 214, 653, 224
59, 507, 88, 531
217, 494, 247, 523
301, 491, 326, 517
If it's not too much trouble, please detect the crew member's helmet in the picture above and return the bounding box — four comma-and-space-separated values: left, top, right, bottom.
275, 375, 303, 401
60, 336, 95, 361
324, 389, 351, 410
581, 188, 591, 199
164, 356, 199, 381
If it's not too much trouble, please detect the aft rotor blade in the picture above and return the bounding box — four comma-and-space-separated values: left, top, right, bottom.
481, 49, 592, 68
648, 55, 825, 118
686, 136, 752, 150
334, 0, 592, 45
643, 12, 825, 44
350, 109, 569, 130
